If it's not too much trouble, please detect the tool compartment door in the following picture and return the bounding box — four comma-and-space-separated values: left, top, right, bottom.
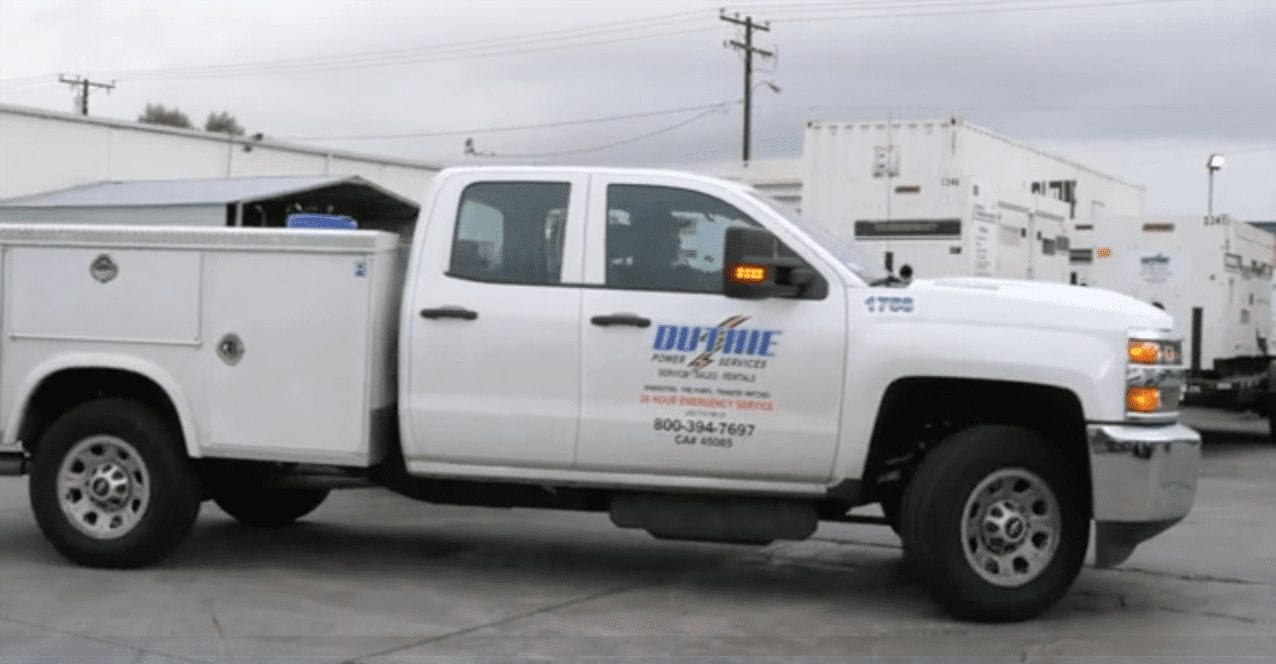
202, 249, 381, 465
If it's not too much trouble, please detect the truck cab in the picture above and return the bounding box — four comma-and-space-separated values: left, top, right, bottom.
0, 167, 1200, 622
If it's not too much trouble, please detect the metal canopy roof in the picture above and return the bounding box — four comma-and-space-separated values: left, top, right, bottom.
0, 175, 416, 209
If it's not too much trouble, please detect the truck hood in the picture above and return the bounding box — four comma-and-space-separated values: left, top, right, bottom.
907, 277, 1173, 333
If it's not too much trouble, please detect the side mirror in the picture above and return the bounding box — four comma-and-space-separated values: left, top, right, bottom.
723, 226, 816, 299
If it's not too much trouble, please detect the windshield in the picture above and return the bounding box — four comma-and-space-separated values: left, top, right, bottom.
744, 189, 888, 284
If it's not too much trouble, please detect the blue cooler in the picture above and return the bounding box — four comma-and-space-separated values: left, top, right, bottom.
286, 213, 358, 230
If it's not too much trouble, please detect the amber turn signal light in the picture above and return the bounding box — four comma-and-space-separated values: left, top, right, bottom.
1126, 386, 1161, 413
729, 264, 768, 284
1127, 340, 1161, 364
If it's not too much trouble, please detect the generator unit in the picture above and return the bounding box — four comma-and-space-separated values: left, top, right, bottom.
802, 117, 1145, 283
1082, 214, 1275, 408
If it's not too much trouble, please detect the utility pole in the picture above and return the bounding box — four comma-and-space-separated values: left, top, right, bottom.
721, 12, 772, 162
58, 75, 115, 116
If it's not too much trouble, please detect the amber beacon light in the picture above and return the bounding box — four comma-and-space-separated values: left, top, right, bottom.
729, 264, 768, 284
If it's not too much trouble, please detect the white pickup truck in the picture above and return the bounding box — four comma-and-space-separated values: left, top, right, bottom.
0, 167, 1199, 621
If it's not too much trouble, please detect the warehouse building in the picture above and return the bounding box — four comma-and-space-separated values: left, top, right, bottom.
0, 103, 439, 203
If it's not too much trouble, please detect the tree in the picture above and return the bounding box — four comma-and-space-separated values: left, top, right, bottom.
137, 103, 192, 129
204, 111, 245, 136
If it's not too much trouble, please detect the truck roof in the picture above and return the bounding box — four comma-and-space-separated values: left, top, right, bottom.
433, 165, 756, 192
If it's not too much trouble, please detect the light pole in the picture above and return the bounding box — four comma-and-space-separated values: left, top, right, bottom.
1206, 153, 1225, 222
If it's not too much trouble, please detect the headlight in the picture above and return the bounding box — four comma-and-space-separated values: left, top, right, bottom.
1127, 339, 1182, 365
1126, 333, 1185, 421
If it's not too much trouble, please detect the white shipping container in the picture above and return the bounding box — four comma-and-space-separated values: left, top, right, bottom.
801, 117, 1145, 283
1083, 215, 1274, 378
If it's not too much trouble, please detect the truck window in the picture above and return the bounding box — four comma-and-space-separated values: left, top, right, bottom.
605, 184, 761, 294
450, 182, 570, 285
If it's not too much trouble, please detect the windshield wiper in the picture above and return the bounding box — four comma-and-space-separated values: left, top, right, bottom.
868, 275, 908, 287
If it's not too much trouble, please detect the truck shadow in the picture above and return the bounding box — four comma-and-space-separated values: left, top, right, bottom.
164, 511, 929, 611
0, 496, 1187, 624
1197, 429, 1270, 447
157, 508, 1151, 622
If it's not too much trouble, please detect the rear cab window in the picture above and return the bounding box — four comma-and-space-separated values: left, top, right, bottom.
450, 181, 570, 285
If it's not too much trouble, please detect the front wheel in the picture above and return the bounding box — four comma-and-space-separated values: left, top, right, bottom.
29, 399, 202, 568
900, 425, 1088, 622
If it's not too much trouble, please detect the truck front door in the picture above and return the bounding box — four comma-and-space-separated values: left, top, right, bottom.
403, 174, 587, 470
576, 177, 847, 483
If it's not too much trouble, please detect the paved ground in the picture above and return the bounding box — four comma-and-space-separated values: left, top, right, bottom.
1, 407, 1274, 662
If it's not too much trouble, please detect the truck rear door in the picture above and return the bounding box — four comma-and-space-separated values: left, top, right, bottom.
575, 175, 847, 483
402, 173, 587, 470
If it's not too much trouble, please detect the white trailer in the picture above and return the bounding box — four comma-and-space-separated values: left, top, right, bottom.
1082, 215, 1275, 410
802, 117, 1144, 283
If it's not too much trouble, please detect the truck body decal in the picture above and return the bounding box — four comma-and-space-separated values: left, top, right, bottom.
641, 314, 778, 451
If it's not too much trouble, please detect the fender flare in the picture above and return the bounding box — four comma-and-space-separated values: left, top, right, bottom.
4, 353, 202, 458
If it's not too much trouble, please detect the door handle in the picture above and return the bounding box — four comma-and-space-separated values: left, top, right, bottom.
420, 307, 478, 320
590, 313, 651, 328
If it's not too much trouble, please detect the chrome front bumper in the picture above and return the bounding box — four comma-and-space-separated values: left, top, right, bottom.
1088, 422, 1201, 567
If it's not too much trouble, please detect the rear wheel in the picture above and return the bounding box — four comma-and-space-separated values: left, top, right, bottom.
29, 399, 202, 568
900, 425, 1087, 622
879, 493, 902, 536
211, 483, 329, 527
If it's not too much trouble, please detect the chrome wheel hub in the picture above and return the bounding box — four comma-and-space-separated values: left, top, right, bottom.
58, 436, 150, 540
961, 468, 1060, 587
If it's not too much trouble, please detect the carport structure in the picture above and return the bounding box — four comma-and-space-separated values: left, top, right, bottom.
0, 175, 421, 235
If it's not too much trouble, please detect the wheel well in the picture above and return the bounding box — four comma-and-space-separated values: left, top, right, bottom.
861, 377, 1089, 514
17, 368, 183, 453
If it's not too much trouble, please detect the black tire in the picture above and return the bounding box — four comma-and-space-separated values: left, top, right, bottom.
899, 425, 1088, 622
880, 493, 903, 536
29, 398, 202, 568
1265, 394, 1276, 444
211, 482, 328, 527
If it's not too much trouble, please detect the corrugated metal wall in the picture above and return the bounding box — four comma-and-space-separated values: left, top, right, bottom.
0, 105, 439, 203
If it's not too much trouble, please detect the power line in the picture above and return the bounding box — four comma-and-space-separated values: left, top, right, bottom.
472, 105, 734, 159
280, 101, 741, 141
0, 10, 714, 83
766, 0, 1218, 22
733, 0, 1214, 15
0, 0, 1225, 84
119, 26, 717, 81
122, 10, 706, 77
0, 80, 60, 93
730, 0, 1051, 13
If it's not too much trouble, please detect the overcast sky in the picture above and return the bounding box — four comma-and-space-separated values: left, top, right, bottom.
2, 0, 1274, 217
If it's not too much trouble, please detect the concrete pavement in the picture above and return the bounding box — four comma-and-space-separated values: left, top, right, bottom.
0, 407, 1273, 661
